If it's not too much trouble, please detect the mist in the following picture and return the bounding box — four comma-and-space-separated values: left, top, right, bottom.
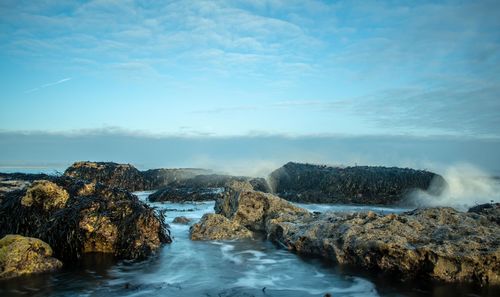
406, 164, 500, 210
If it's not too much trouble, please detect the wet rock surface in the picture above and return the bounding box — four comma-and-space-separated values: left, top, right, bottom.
0, 234, 62, 279
0, 175, 171, 261
190, 213, 253, 240
191, 181, 309, 240
194, 184, 500, 286
172, 216, 192, 224
269, 162, 446, 204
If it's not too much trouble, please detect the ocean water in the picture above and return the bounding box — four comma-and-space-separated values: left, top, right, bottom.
1, 191, 498, 296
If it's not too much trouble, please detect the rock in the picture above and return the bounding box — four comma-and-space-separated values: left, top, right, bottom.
196, 184, 500, 285
190, 214, 253, 240
0, 234, 62, 279
269, 207, 500, 285
173, 216, 192, 224
148, 175, 271, 203
64, 161, 146, 191
64, 162, 273, 195
21, 180, 69, 210
215, 181, 310, 233
149, 186, 224, 203
468, 203, 500, 224
142, 168, 211, 189
0, 176, 171, 260
191, 181, 309, 241
269, 162, 447, 204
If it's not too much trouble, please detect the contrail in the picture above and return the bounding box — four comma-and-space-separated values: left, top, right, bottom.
25, 77, 72, 93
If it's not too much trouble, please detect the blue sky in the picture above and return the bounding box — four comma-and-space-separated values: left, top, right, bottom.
1, 0, 498, 138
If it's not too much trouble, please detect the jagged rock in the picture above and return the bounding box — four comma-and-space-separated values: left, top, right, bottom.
173, 216, 192, 224
269, 162, 447, 204
269, 207, 500, 285
64, 161, 146, 191
0, 235, 62, 279
215, 181, 310, 232
0, 176, 171, 261
190, 214, 253, 240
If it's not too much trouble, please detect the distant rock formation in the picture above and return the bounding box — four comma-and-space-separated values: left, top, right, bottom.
63, 162, 271, 199
0, 234, 62, 279
0, 174, 171, 261
191, 184, 500, 286
149, 174, 270, 203
64, 161, 146, 191
269, 162, 446, 204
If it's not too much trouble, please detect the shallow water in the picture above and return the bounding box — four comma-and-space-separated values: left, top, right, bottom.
0, 191, 498, 297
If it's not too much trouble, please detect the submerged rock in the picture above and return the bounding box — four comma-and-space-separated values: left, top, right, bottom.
190, 214, 253, 240
173, 216, 192, 224
269, 162, 447, 204
0, 234, 62, 279
0, 176, 171, 261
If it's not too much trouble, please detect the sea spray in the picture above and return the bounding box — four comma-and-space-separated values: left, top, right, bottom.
406, 163, 500, 210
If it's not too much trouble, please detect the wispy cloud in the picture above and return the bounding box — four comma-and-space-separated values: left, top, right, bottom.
24, 77, 72, 93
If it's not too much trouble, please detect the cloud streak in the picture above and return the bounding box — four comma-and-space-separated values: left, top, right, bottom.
24, 77, 72, 93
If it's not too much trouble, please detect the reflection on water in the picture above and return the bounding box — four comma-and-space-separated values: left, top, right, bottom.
0, 191, 498, 297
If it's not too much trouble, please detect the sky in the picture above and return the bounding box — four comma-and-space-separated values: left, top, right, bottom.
0, 0, 499, 172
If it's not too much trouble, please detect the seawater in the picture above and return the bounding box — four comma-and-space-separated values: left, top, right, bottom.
0, 191, 498, 296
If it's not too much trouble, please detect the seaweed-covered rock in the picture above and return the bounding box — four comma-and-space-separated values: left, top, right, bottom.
142, 168, 211, 189
269, 162, 446, 204
64, 161, 145, 191
190, 214, 253, 240
21, 180, 69, 210
0, 177, 171, 261
0, 235, 62, 279
468, 203, 500, 224
148, 175, 271, 203
149, 186, 224, 203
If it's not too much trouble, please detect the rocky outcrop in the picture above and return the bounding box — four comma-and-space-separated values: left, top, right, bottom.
193, 184, 500, 285
0, 176, 171, 261
64, 161, 146, 191
468, 203, 500, 224
0, 235, 62, 279
149, 186, 224, 203
149, 175, 271, 203
64, 162, 272, 197
190, 214, 253, 240
190, 181, 309, 240
269, 162, 446, 204
269, 207, 500, 285
142, 168, 211, 189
